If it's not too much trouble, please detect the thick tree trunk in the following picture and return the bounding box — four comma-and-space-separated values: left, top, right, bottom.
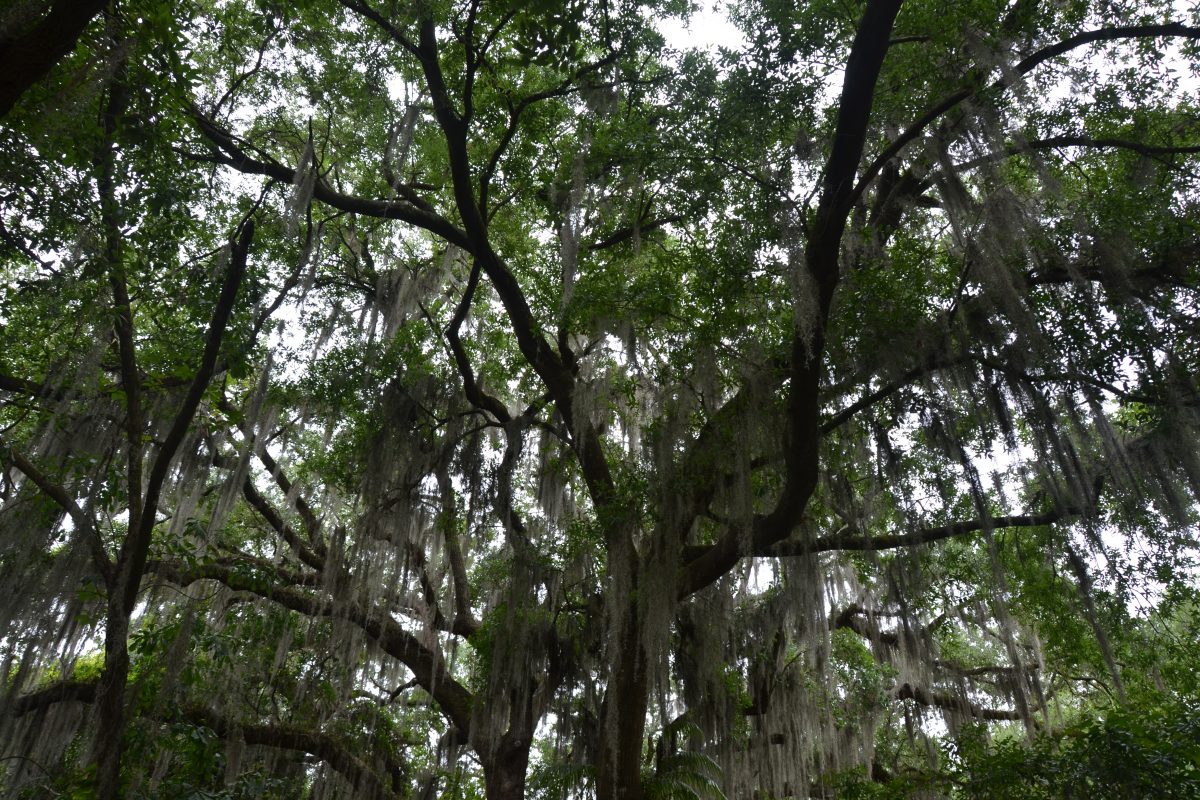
483, 737, 532, 800
596, 604, 649, 800
92, 598, 132, 799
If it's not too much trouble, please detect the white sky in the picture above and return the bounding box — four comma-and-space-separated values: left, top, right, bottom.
656, 1, 746, 52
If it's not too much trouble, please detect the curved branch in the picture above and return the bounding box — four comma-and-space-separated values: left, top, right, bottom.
0, 442, 112, 579
444, 258, 511, 422
336, 0, 420, 56
190, 114, 470, 250
682, 0, 905, 599
218, 396, 327, 552
7, 680, 97, 715
0, 371, 65, 401
146, 559, 474, 733
241, 477, 326, 572
851, 22, 1200, 206
184, 706, 402, 799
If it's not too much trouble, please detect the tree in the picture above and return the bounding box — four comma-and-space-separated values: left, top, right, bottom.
2, 0, 1199, 798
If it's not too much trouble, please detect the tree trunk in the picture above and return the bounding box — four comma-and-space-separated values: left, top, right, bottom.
596, 604, 648, 800
483, 734, 532, 800
93, 597, 132, 800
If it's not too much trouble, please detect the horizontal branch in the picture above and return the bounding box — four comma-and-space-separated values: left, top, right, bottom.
189, 114, 472, 250
0, 371, 61, 400
184, 706, 401, 798
8, 679, 97, 715
957, 134, 1200, 172
588, 215, 683, 252
790, 509, 1075, 555
894, 682, 1022, 721
680, 508, 1076, 573
146, 559, 474, 733
9, 680, 400, 797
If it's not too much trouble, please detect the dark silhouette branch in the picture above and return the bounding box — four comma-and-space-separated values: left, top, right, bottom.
0, 442, 112, 579
680, 0, 904, 599
588, 214, 683, 252
957, 134, 1200, 171
8, 680, 97, 714
183, 706, 403, 799
0, 0, 108, 118
117, 221, 254, 615
444, 258, 512, 423
821, 354, 966, 434
0, 371, 64, 401
852, 22, 1200, 206
240, 477, 326, 572
681, 508, 1077, 565
413, 16, 620, 520
146, 559, 474, 733
189, 113, 471, 250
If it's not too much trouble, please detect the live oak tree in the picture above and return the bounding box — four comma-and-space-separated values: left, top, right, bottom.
2, 0, 1200, 798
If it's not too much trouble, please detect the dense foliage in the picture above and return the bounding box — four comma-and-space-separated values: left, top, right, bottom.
2, 0, 1200, 798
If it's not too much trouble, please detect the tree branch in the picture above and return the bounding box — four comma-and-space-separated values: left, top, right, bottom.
240, 477, 326, 572
957, 134, 1200, 172
7, 679, 97, 715
8, 680, 402, 798
894, 682, 1023, 721
414, 17, 619, 518
189, 113, 470, 249
218, 396, 327, 552
680, 0, 904, 599
116, 221, 254, 615
444, 258, 512, 422
184, 706, 403, 798
0, 0, 109, 118
0, 370, 65, 401
146, 559, 474, 733
680, 508, 1077, 565
588, 214, 683, 252
821, 354, 964, 434
852, 22, 1200, 206
0, 442, 112, 579
790, 509, 1076, 555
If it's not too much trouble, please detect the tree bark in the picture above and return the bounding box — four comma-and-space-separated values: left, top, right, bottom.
596, 602, 649, 800
0, 0, 109, 118
89, 217, 254, 800
92, 598, 131, 798
483, 735, 533, 800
